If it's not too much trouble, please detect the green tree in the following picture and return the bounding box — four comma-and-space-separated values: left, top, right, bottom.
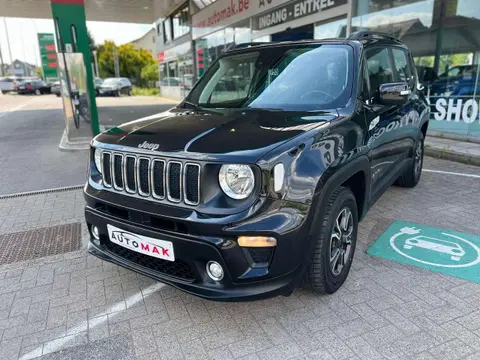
140, 63, 159, 85
97, 41, 155, 86
35, 66, 43, 79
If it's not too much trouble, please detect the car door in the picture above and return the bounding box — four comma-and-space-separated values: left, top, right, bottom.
391, 47, 419, 154
363, 47, 410, 199
121, 79, 129, 94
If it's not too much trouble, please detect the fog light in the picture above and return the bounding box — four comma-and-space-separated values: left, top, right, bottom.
92, 225, 100, 240
238, 236, 277, 247
206, 261, 224, 281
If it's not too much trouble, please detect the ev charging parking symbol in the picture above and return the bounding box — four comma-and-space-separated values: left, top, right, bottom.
368, 221, 480, 284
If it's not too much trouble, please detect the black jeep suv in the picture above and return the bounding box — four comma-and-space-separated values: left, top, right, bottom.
85, 32, 429, 301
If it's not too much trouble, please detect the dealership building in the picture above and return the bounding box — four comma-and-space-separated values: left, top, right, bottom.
156, 0, 480, 138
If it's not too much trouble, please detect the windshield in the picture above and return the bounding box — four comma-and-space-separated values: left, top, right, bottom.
188, 44, 353, 111
103, 78, 120, 86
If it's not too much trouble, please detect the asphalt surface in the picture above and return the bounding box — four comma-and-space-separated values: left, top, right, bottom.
0, 94, 176, 196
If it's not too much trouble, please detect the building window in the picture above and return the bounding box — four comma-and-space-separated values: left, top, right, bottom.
172, 6, 190, 39
163, 19, 172, 43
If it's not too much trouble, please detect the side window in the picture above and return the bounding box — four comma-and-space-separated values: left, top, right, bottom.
392, 48, 411, 83
448, 67, 461, 77
365, 48, 393, 98
361, 60, 370, 102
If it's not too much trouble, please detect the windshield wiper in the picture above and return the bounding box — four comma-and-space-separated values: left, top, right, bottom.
182, 100, 202, 110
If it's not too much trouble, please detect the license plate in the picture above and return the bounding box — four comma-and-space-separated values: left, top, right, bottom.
19, 86, 25, 89
107, 224, 175, 261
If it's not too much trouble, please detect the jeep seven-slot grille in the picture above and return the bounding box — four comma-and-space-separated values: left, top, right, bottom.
101, 151, 200, 206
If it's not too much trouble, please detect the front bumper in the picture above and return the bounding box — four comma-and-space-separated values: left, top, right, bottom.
98, 90, 117, 96
84, 189, 312, 301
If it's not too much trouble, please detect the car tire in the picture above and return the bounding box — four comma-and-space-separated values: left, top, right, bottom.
1, 91, 6, 95
304, 186, 358, 294
395, 132, 424, 188
128, 89, 132, 96
35, 89, 41, 95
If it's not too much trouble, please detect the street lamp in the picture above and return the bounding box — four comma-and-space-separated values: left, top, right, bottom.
92, 50, 99, 77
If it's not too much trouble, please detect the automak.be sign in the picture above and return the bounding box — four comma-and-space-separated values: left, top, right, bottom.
253, 0, 346, 30
192, 0, 290, 38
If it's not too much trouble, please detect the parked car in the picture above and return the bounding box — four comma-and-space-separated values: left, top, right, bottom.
0, 76, 31, 93
98, 77, 132, 96
0, 77, 15, 94
94, 77, 103, 96
429, 65, 478, 96
16, 80, 51, 95
85, 32, 429, 300
51, 81, 61, 97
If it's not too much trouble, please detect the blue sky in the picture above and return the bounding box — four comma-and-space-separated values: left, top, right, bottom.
0, 17, 153, 66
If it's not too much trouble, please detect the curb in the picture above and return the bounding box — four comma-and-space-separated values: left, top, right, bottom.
427, 130, 480, 145
58, 129, 90, 151
424, 145, 480, 167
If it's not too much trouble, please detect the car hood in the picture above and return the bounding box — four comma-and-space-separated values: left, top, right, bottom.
94, 107, 337, 162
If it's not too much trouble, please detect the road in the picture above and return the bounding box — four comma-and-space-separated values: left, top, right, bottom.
0, 94, 176, 196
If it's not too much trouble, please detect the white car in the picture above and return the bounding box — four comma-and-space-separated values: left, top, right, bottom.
0, 77, 16, 93
404, 236, 465, 261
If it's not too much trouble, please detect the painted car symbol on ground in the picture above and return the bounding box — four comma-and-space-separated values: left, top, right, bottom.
403, 235, 465, 261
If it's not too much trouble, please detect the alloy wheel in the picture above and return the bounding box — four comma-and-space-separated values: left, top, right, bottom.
329, 207, 353, 276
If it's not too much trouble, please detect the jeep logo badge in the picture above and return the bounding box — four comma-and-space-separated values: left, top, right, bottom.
138, 141, 160, 151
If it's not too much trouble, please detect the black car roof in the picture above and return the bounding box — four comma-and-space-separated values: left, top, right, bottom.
224, 31, 407, 56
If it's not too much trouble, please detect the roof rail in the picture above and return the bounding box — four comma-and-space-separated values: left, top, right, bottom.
348, 31, 402, 43
226, 42, 271, 51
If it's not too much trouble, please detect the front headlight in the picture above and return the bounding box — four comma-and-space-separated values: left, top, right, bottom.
219, 164, 255, 199
94, 148, 102, 174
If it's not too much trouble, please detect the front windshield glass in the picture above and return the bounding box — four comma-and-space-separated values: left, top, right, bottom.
103, 78, 120, 86
188, 44, 352, 111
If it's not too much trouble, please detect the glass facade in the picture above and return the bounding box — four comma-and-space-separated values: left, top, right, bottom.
314, 17, 347, 39
352, 0, 480, 137
172, 6, 191, 39
158, 42, 194, 99
195, 20, 251, 77
158, 0, 480, 138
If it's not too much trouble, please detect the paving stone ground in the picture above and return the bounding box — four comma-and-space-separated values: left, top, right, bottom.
0, 157, 479, 360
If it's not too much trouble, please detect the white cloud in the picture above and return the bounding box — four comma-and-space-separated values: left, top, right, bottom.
0, 17, 152, 66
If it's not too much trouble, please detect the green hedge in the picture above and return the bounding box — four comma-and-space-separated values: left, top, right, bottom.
132, 87, 160, 96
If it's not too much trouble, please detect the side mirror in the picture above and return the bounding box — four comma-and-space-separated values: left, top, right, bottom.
378, 82, 410, 106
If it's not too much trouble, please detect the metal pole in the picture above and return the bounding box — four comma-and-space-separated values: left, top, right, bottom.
433, 0, 446, 75
0, 46, 4, 76
346, 0, 352, 37
19, 21, 28, 76
113, 46, 120, 77
93, 50, 99, 77
3, 17, 14, 75
31, 19, 40, 68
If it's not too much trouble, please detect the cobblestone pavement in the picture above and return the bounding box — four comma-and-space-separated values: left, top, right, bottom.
0, 157, 479, 360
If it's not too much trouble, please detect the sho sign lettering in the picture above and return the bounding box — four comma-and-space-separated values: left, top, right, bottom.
434, 98, 480, 123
